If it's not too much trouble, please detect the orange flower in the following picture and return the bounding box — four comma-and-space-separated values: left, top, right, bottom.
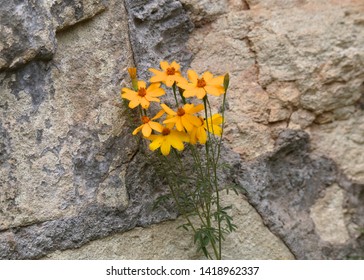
161, 103, 204, 132
132, 110, 165, 137
121, 81, 165, 109
149, 61, 183, 87
178, 70, 225, 99
148, 123, 189, 156
189, 117, 207, 145
189, 114, 223, 145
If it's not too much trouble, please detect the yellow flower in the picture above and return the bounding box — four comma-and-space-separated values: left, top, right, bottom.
121, 81, 165, 109
189, 114, 223, 145
148, 123, 189, 156
149, 61, 183, 87
189, 117, 207, 145
178, 70, 225, 99
132, 110, 165, 137
161, 103, 204, 132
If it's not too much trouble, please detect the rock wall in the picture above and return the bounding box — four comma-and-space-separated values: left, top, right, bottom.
1, 0, 363, 259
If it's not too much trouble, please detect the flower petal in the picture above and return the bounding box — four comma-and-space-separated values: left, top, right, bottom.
151, 109, 165, 120
210, 75, 224, 86
165, 76, 175, 87
161, 104, 176, 116
148, 82, 161, 91
121, 90, 137, 100
189, 128, 197, 145
182, 89, 196, 98
211, 114, 223, 124
187, 103, 204, 114
149, 121, 163, 133
166, 122, 175, 130
209, 125, 222, 136
137, 80, 146, 89
196, 88, 207, 99
174, 131, 190, 142
168, 134, 184, 151
197, 127, 207, 144
129, 98, 140, 108
149, 137, 163, 151
132, 124, 143, 135
205, 85, 222, 96
187, 69, 198, 84
175, 117, 184, 131
202, 71, 214, 83
149, 68, 163, 76
170, 61, 181, 71
142, 124, 152, 137
178, 79, 192, 90
160, 140, 171, 155
145, 96, 160, 103
185, 114, 202, 127
150, 73, 166, 83
163, 116, 177, 124
181, 116, 194, 131
160, 61, 169, 71
140, 98, 150, 109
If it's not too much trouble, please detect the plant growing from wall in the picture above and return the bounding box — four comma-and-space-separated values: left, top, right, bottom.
121, 61, 235, 259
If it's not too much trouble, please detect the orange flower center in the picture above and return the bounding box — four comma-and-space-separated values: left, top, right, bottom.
166, 67, 176, 75
162, 128, 171, 136
138, 87, 147, 97
177, 108, 185, 116
141, 116, 150, 124
197, 78, 206, 88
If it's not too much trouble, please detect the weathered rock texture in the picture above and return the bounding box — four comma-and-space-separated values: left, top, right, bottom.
43, 192, 294, 260
1, 0, 363, 260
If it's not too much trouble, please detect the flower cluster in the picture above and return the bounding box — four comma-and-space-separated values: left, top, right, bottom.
121, 61, 227, 156
121, 61, 233, 260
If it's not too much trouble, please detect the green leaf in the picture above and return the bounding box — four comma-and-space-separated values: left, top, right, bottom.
152, 194, 171, 210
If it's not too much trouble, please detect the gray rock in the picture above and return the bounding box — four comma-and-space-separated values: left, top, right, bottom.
236, 130, 364, 259
0, 0, 107, 72
124, 0, 194, 80
0, 0, 55, 71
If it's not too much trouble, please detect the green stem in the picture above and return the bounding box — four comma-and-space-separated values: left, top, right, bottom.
171, 149, 219, 259
202, 96, 221, 259
215, 88, 228, 166
178, 86, 187, 104
163, 154, 214, 259
172, 83, 179, 107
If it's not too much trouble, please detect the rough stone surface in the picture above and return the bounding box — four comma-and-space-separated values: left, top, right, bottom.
310, 184, 350, 244
48, 0, 106, 31
43, 192, 294, 260
124, 0, 194, 80
310, 111, 364, 184
236, 130, 364, 259
184, 0, 364, 159
0, 0, 107, 72
0, 1, 55, 71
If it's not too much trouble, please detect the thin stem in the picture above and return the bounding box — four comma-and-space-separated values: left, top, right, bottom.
178, 86, 187, 104
172, 83, 179, 107
215, 88, 228, 166
163, 153, 216, 259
